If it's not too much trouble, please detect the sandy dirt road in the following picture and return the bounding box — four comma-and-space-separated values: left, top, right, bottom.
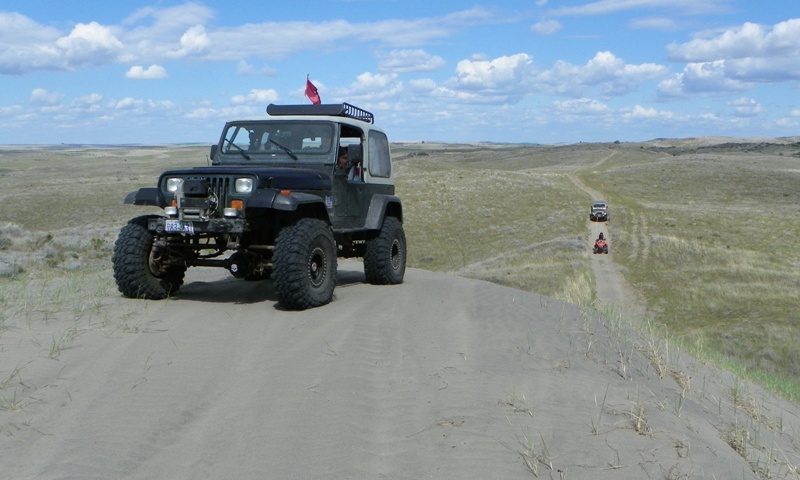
567, 154, 645, 319
2, 263, 580, 479
3, 259, 799, 479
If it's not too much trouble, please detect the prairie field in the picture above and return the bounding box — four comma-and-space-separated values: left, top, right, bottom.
1, 139, 799, 395
393, 139, 800, 395
4, 141, 800, 480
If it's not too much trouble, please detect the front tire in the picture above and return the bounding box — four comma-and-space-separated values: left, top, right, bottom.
112, 216, 186, 299
271, 219, 337, 310
364, 217, 406, 285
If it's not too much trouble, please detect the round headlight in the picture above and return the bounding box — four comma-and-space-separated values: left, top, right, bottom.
235, 178, 254, 193
166, 178, 183, 193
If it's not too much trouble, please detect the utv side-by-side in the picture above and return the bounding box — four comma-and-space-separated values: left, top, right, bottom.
112, 103, 406, 310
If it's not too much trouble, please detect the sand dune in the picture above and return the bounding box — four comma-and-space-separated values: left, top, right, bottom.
2, 260, 799, 479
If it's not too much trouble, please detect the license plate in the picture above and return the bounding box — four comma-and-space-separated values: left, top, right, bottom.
165, 220, 195, 235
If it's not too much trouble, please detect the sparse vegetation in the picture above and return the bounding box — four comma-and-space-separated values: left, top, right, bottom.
1, 141, 799, 479
395, 140, 800, 399
574, 143, 800, 394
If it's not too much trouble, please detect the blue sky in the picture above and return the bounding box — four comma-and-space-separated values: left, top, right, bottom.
1, 0, 798, 144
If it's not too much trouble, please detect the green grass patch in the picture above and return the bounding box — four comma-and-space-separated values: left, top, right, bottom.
577, 143, 800, 392
396, 144, 592, 304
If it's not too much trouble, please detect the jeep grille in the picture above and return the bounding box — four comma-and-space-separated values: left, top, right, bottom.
168, 175, 232, 219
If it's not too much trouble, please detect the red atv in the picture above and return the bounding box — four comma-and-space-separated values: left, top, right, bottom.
593, 238, 608, 254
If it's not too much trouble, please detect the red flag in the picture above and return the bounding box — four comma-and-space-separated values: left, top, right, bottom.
305, 75, 321, 105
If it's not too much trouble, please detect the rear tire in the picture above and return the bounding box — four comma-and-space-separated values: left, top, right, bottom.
112, 216, 186, 299
271, 219, 337, 310
364, 217, 406, 285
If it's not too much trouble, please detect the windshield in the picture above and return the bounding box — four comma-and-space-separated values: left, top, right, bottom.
219, 121, 335, 164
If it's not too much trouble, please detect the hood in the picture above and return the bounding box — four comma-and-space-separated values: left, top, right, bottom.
160, 166, 332, 191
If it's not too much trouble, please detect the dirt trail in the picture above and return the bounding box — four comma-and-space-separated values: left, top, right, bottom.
567, 153, 646, 319
6, 261, 795, 479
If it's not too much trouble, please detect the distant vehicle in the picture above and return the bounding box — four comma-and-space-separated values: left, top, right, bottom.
589, 200, 608, 222
112, 103, 406, 311
593, 238, 608, 254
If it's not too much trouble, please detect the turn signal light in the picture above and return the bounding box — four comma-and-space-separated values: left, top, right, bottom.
230, 200, 244, 210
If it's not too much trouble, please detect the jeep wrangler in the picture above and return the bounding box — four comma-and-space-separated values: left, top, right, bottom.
112, 103, 406, 310
589, 200, 608, 222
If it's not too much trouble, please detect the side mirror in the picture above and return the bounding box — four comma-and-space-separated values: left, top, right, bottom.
347, 144, 363, 165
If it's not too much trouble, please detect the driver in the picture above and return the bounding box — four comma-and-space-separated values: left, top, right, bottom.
335, 146, 361, 181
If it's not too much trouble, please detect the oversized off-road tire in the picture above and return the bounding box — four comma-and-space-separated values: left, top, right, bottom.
364, 217, 406, 285
112, 216, 186, 299
271, 218, 337, 310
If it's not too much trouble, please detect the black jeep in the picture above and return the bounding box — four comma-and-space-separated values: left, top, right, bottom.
112, 103, 406, 310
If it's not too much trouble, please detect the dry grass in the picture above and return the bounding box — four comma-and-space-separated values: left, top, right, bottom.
2, 140, 799, 399
395, 143, 592, 303
575, 141, 800, 393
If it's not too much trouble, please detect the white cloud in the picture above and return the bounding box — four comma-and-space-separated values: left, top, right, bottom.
73, 93, 103, 106
335, 72, 404, 101
729, 97, 764, 117
657, 61, 753, 97
726, 56, 800, 81
125, 64, 167, 79
547, 0, 730, 17
407, 55, 536, 105
408, 78, 437, 91
455, 54, 533, 90
535, 51, 667, 96
30, 88, 64, 106
112, 97, 175, 113
377, 49, 445, 73
629, 17, 678, 31
554, 98, 610, 114
230, 89, 280, 105
668, 19, 800, 62
622, 104, 681, 121
236, 61, 277, 77
55, 22, 123, 66
0, 6, 499, 74
114, 97, 136, 109
0, 13, 109, 74
664, 19, 800, 84
0, 13, 62, 74
71, 93, 104, 113
411, 50, 668, 105
185, 107, 218, 119
531, 20, 562, 35
218, 105, 262, 118
169, 25, 210, 58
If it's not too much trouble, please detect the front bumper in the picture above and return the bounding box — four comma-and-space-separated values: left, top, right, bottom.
148, 217, 246, 235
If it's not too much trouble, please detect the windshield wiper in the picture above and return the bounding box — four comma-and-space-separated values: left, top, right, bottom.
225, 138, 251, 161
269, 139, 298, 161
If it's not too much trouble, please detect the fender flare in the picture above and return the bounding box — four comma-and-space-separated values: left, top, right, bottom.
124, 188, 163, 207
364, 195, 403, 230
